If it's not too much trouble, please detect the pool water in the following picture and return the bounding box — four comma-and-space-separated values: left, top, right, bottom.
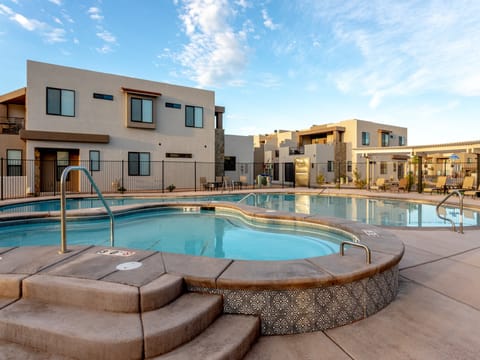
0, 208, 344, 260
1, 193, 478, 227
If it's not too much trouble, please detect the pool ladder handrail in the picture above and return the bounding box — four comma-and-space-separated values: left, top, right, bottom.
237, 192, 257, 206
340, 241, 372, 264
60, 166, 115, 254
436, 190, 464, 234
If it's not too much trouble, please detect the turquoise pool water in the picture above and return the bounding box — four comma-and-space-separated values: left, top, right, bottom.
1, 193, 478, 227
0, 208, 344, 260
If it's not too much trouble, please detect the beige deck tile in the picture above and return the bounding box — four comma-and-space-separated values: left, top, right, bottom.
325, 278, 480, 360
400, 256, 480, 309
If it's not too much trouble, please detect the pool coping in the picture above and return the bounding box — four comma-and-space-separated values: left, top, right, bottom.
0, 201, 404, 290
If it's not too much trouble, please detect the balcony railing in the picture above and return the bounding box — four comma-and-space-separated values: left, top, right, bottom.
0, 117, 24, 134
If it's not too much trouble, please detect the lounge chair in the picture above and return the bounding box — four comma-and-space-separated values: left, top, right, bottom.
423, 176, 447, 194
397, 177, 408, 192
370, 178, 386, 191
448, 176, 474, 194
200, 176, 215, 191
464, 184, 480, 198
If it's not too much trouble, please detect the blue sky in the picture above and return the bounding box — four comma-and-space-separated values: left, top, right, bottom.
1, 0, 479, 145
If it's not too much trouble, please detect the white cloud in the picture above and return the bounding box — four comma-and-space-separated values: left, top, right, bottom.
44, 27, 66, 43
49, 0, 62, 5
96, 30, 116, 43
0, 3, 66, 42
11, 13, 44, 31
88, 7, 103, 21
262, 9, 279, 30
307, 0, 480, 106
176, 0, 249, 86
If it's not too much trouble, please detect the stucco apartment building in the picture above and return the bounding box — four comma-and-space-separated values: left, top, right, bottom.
0, 60, 246, 196
255, 119, 409, 186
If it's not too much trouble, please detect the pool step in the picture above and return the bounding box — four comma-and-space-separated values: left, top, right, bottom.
0, 298, 144, 359
0, 274, 25, 308
143, 293, 223, 357
0, 274, 260, 359
153, 315, 260, 360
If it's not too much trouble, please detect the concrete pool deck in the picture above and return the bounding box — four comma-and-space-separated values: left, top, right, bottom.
1, 188, 480, 358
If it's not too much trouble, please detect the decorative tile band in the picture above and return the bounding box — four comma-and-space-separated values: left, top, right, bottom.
189, 265, 398, 335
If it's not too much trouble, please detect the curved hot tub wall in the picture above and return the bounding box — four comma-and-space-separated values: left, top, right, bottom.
0, 201, 404, 335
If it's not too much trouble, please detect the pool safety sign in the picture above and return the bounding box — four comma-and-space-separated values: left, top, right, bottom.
96, 249, 136, 257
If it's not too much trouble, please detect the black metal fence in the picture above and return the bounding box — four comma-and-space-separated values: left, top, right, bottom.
0, 158, 478, 200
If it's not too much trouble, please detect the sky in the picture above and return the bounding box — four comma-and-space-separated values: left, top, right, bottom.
1, 0, 479, 146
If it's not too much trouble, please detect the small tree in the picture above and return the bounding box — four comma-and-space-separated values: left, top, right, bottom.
353, 168, 366, 189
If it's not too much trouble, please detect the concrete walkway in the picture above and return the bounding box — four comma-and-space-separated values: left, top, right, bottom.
246, 227, 480, 359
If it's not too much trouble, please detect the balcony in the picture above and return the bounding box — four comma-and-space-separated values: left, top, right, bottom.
0, 117, 24, 135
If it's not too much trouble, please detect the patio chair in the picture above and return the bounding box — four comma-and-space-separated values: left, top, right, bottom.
397, 177, 408, 192
464, 184, 480, 198
370, 178, 386, 191
423, 176, 447, 194
448, 176, 474, 193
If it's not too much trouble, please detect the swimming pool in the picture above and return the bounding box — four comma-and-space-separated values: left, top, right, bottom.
0, 207, 347, 260
1, 193, 477, 227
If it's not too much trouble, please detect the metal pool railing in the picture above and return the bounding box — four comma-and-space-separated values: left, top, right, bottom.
436, 190, 464, 234
60, 166, 115, 254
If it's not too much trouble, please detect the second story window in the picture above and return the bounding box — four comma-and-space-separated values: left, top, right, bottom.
185, 106, 203, 128
131, 97, 153, 123
47, 87, 75, 116
399, 136, 406, 146
381, 132, 390, 147
361, 132, 370, 146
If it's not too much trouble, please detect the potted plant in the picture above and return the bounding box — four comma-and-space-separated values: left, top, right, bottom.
167, 184, 176, 192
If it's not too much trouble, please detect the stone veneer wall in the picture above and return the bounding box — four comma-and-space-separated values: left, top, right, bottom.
189, 265, 398, 335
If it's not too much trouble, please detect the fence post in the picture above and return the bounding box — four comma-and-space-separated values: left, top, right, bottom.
162, 160, 165, 193
121, 160, 125, 191
194, 161, 197, 191
1, 157, 3, 201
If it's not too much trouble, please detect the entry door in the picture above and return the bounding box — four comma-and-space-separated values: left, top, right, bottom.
398, 163, 405, 179
40, 153, 56, 193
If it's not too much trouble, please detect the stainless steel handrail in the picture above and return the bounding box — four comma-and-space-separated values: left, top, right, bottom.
436, 190, 464, 233
340, 241, 372, 264
237, 192, 256, 206
60, 166, 115, 253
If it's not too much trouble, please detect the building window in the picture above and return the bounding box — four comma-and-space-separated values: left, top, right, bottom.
56, 151, 69, 181
128, 152, 150, 176
381, 132, 390, 147
380, 161, 388, 175
93, 93, 114, 101
165, 102, 181, 109
361, 132, 370, 146
398, 136, 406, 146
7, 149, 22, 176
185, 106, 203, 128
131, 97, 153, 123
89, 150, 100, 171
47, 87, 75, 116
224, 156, 236, 171
327, 161, 334, 172
347, 161, 352, 172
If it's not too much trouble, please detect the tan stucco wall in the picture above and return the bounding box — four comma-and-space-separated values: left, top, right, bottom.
25, 60, 216, 164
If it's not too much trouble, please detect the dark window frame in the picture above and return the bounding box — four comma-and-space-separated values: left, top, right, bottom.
46, 87, 75, 117
128, 152, 150, 176
185, 105, 204, 128
224, 156, 236, 171
327, 161, 334, 172
361, 132, 370, 146
6, 149, 22, 176
89, 150, 100, 172
56, 151, 70, 181
131, 97, 153, 123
